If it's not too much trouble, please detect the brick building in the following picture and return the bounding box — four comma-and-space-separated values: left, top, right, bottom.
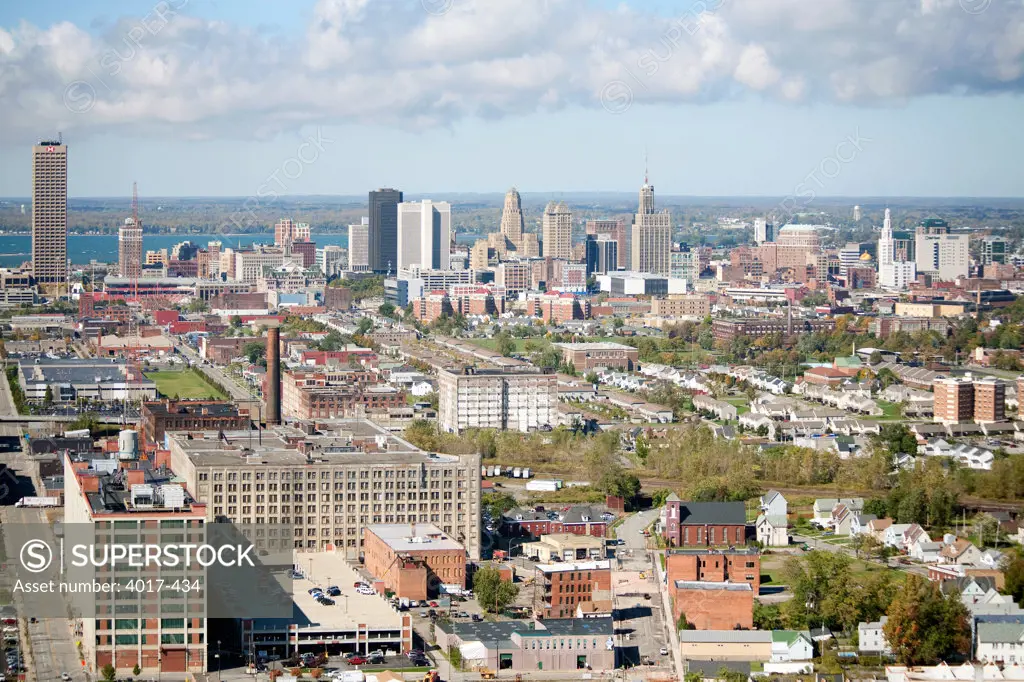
712, 318, 835, 342
933, 376, 974, 425
650, 295, 712, 318
526, 292, 589, 324
670, 581, 754, 630
362, 523, 467, 600
661, 496, 747, 547
535, 560, 612, 619
411, 291, 454, 323
503, 505, 608, 539
323, 286, 354, 311
140, 400, 251, 445
553, 342, 639, 372
665, 548, 761, 592
974, 377, 1006, 424
281, 370, 406, 420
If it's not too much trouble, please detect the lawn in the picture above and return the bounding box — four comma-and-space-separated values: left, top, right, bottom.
725, 396, 751, 415
874, 401, 903, 420
144, 369, 227, 400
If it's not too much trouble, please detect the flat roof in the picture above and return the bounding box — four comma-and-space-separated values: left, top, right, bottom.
257, 552, 406, 631
673, 580, 752, 591
537, 560, 611, 574
554, 342, 636, 351
366, 524, 464, 552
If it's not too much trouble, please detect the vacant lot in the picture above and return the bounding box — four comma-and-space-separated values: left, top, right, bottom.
144, 369, 227, 400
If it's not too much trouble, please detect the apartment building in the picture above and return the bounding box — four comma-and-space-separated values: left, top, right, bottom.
535, 561, 612, 619
651, 295, 712, 318
437, 367, 557, 433
974, 378, 1006, 424
63, 453, 209, 675
933, 377, 975, 425
553, 342, 639, 371
712, 318, 836, 342
167, 420, 482, 560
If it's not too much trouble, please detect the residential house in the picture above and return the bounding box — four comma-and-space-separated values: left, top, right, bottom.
867, 518, 893, 543
884, 524, 914, 549
979, 549, 1005, 570
848, 513, 877, 537
904, 525, 931, 551
977, 622, 1024, 664
910, 541, 943, 564
771, 631, 814, 662
813, 498, 863, 526
858, 616, 892, 656
756, 514, 789, 548
760, 490, 788, 517
940, 538, 983, 566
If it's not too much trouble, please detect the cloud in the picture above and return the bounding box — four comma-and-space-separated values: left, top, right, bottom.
0, 0, 1022, 142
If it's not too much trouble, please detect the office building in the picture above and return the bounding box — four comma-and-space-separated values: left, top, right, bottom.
437, 367, 557, 433
879, 208, 917, 289
348, 218, 371, 272
318, 244, 347, 279
650, 294, 712, 318
397, 200, 451, 271
274, 218, 311, 247
915, 218, 969, 281
671, 248, 700, 283
776, 224, 822, 249
363, 524, 467, 600
369, 188, 403, 273
31, 139, 68, 285
933, 377, 975, 425
631, 174, 671, 275
586, 219, 628, 265
982, 237, 1008, 266
519, 231, 541, 257
542, 201, 572, 260
753, 218, 774, 245
585, 235, 617, 276
974, 378, 1005, 424
496, 262, 531, 297
167, 420, 482, 559
232, 247, 290, 282
500, 187, 525, 246
535, 561, 612, 619
118, 216, 143, 280
553, 342, 638, 371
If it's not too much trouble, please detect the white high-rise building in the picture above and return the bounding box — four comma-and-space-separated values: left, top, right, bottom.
853, 205, 862, 222
541, 201, 572, 260
753, 217, 774, 245
348, 218, 371, 272
397, 200, 452, 271
879, 208, 916, 289
118, 217, 143, 279
318, 244, 347, 279
914, 218, 968, 281
631, 172, 672, 275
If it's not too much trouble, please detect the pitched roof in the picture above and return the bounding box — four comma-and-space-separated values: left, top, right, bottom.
678, 501, 746, 525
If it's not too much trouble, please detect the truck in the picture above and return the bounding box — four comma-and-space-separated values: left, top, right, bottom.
15, 497, 60, 508
512, 467, 522, 478
521, 467, 531, 479
525, 479, 560, 493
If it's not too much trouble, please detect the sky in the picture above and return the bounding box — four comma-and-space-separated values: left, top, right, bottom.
0, 0, 1023, 199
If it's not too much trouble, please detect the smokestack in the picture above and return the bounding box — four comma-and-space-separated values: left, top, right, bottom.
266, 325, 281, 426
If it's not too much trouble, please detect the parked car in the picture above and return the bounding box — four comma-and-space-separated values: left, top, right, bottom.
659, 647, 669, 656
471, 614, 483, 622
348, 656, 368, 666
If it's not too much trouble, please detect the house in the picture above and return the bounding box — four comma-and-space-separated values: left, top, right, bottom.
832, 504, 862, 536
868, 518, 893, 542
976, 622, 1024, 664
771, 631, 814, 662
910, 541, 942, 564
979, 549, 1005, 570
756, 514, 789, 547
849, 513, 877, 537
904, 524, 931, 550
760, 490, 788, 517
884, 524, 914, 549
813, 498, 863, 526
940, 538, 983, 566
858, 616, 892, 656
887, 662, 1024, 682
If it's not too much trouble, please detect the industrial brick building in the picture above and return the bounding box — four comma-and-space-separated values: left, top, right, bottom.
665, 548, 761, 592
535, 561, 612, 619
553, 342, 639, 372
140, 400, 251, 445
661, 496, 748, 548
281, 370, 405, 420
362, 523, 467, 600
670, 581, 754, 630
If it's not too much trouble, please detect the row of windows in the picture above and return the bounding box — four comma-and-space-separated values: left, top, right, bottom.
199, 467, 469, 482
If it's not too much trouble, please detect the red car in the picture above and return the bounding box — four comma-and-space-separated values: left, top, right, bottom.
348, 656, 368, 666
428, 601, 439, 607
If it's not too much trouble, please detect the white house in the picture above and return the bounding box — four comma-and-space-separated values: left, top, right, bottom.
859, 616, 892, 656
977, 622, 1024, 664
760, 490, 788, 517
884, 524, 913, 548
756, 514, 790, 547
910, 541, 942, 563
771, 630, 814, 662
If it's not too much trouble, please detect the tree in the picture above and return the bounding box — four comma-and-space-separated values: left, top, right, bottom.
599, 468, 642, 511
875, 423, 918, 456
1003, 549, 1024, 603
883, 574, 971, 665
650, 488, 673, 508
243, 341, 267, 366
634, 434, 651, 465
473, 566, 519, 613
495, 332, 516, 357
483, 491, 518, 519
186, 298, 209, 313
973, 512, 1002, 547
378, 302, 396, 318
753, 601, 783, 630
133, 664, 142, 676
101, 664, 117, 682
356, 316, 374, 335
229, 314, 243, 328
43, 385, 54, 407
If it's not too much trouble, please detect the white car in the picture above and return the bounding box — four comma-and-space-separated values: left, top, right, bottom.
659, 647, 669, 656
61, 673, 72, 681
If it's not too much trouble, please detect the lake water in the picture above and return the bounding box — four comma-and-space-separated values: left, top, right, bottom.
0, 233, 350, 268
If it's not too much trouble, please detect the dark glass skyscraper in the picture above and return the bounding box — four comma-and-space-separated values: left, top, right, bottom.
368, 188, 403, 274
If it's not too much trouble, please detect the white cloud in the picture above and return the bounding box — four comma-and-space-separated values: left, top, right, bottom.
0, 0, 1021, 143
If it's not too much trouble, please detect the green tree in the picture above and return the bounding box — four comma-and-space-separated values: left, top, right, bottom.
101, 664, 117, 682
650, 488, 674, 508
186, 298, 209, 313
473, 566, 519, 613
883, 574, 971, 665
483, 491, 518, 519
1003, 549, 1024, 603
598, 468, 642, 511
356, 316, 374, 335
875, 423, 918, 456
378, 302, 396, 318
753, 601, 783, 630
495, 332, 516, 357
43, 385, 54, 407
229, 314, 243, 328
242, 341, 267, 366
634, 434, 651, 465
133, 664, 142, 676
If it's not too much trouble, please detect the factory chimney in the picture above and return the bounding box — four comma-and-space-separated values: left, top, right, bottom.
266, 324, 282, 425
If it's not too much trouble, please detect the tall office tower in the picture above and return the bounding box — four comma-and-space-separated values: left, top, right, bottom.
397, 200, 452, 271
369, 188, 403, 273
631, 173, 672, 275
348, 218, 371, 272
118, 217, 143, 279
753, 217, 775, 245
541, 201, 572, 259
585, 235, 617, 276
519, 232, 541, 258
853, 205, 862, 222
31, 139, 68, 286
500, 187, 525, 246
982, 237, 1008, 266
586, 219, 628, 266
914, 218, 969, 281
879, 209, 916, 289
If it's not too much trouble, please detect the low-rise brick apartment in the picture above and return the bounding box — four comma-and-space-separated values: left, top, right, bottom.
363, 523, 467, 600
535, 560, 612, 619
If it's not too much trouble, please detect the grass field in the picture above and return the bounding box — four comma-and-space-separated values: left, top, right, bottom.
144, 369, 227, 400
874, 401, 903, 420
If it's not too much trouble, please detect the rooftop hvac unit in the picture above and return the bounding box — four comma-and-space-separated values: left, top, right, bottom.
92, 459, 118, 475
160, 484, 186, 509
130, 483, 155, 508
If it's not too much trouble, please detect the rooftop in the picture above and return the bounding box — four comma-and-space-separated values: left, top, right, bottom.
673, 581, 753, 591
366, 524, 464, 552
553, 342, 636, 351
537, 560, 611, 574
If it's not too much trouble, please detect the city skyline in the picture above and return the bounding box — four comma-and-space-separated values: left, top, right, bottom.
1, 0, 1024, 197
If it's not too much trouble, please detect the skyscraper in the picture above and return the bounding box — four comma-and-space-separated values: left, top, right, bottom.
914, 218, 968, 281
631, 172, 671, 275
541, 201, 572, 260
118, 216, 143, 279
369, 188, 403, 273
878, 208, 916, 289
585, 235, 617, 276
500, 187, 525, 246
397, 200, 452, 271
274, 218, 310, 247
753, 217, 775, 245
31, 139, 68, 286
348, 219, 371, 272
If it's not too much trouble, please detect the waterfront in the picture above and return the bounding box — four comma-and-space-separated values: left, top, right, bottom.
0, 233, 348, 268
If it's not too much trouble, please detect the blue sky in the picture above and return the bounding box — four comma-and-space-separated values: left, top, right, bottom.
0, 0, 1022, 198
